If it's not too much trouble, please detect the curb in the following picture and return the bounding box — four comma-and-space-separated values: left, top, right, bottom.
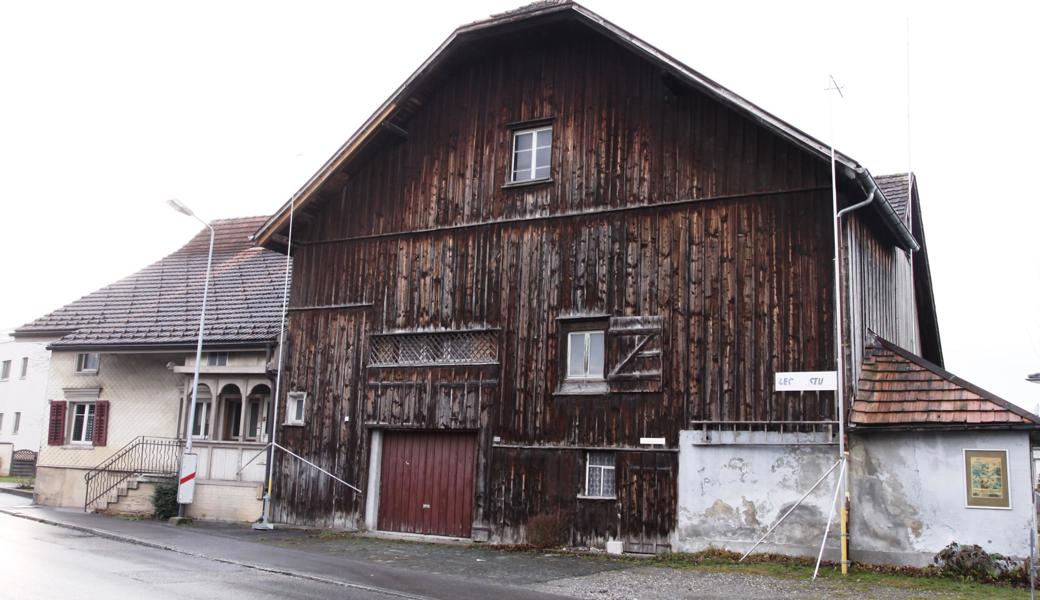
0, 507, 429, 600
0, 487, 34, 499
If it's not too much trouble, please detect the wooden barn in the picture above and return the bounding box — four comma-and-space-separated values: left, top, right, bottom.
253, 1, 943, 553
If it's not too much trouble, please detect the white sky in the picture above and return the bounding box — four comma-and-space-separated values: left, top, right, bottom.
2, 1, 1038, 408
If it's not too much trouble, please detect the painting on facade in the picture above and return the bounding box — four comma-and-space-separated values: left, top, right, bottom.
964, 449, 1010, 509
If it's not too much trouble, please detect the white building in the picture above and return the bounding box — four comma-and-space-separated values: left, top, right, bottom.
14, 217, 288, 520
0, 333, 51, 475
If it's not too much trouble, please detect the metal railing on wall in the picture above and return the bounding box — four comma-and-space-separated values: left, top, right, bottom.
84, 436, 184, 512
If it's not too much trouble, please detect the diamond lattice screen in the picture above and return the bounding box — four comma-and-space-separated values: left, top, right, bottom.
369, 330, 498, 366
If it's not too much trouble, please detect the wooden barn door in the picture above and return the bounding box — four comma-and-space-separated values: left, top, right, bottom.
377, 431, 477, 537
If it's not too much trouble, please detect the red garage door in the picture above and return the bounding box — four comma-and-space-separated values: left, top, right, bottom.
378, 431, 477, 538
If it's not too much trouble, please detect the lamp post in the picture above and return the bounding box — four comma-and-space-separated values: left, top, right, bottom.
167, 198, 214, 509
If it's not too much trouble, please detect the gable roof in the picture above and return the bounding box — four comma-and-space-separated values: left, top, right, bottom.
15, 217, 288, 351
253, 0, 917, 253
851, 333, 1040, 431
875, 173, 911, 221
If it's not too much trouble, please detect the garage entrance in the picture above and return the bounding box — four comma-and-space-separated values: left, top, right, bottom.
377, 431, 477, 538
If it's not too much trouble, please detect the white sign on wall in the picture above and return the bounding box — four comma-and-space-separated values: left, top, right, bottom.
774, 371, 837, 392
177, 453, 198, 504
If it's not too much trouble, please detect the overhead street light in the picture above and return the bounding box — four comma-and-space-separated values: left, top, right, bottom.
167, 198, 214, 511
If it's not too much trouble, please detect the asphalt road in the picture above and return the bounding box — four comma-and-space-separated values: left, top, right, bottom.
0, 510, 404, 600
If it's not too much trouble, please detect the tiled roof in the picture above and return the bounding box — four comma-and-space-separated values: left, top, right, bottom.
851, 334, 1040, 430
15, 217, 289, 349
875, 173, 911, 222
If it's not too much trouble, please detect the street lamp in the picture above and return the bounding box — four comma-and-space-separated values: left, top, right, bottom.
167, 198, 214, 509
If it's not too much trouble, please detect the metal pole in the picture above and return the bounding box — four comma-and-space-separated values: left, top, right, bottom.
255, 193, 295, 529
827, 75, 850, 576
184, 221, 214, 455
740, 458, 842, 561
814, 457, 846, 579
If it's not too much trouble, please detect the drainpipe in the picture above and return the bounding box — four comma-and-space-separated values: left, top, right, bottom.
832, 176, 877, 576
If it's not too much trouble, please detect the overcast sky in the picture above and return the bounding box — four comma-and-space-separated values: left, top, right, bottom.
2, 1, 1038, 408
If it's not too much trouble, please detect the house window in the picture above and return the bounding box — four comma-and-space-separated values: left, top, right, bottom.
190, 385, 212, 439
207, 352, 229, 367
584, 452, 616, 499
0, 413, 3, 432
76, 353, 100, 373
286, 391, 307, 425
20, 357, 28, 379
567, 330, 605, 380
510, 126, 552, 182
13, 412, 20, 435
0, 360, 9, 381
69, 402, 96, 444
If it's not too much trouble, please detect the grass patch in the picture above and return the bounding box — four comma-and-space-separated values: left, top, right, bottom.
0, 476, 33, 488
631, 549, 1031, 599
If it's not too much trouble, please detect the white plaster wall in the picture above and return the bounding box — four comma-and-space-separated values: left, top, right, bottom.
38, 351, 183, 471
0, 336, 53, 452
850, 430, 1034, 566
676, 430, 843, 558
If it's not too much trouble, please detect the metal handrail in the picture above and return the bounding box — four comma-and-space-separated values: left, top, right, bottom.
84, 436, 184, 511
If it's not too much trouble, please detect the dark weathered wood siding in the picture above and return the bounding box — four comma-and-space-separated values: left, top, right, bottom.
273, 23, 842, 544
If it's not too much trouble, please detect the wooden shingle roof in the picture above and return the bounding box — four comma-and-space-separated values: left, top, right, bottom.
851, 334, 1040, 431
15, 217, 289, 350
874, 173, 911, 222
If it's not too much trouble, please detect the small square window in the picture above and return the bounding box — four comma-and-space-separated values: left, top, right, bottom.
584, 452, 616, 498
76, 353, 100, 373
510, 127, 552, 183
567, 330, 605, 380
207, 352, 229, 367
0, 360, 9, 381
286, 391, 307, 425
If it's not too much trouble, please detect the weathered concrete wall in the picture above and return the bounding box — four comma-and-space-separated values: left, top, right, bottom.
676, 430, 843, 558
186, 480, 263, 522
850, 430, 1034, 566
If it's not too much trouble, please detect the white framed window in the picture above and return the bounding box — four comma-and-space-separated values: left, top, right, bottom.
76, 352, 100, 374
584, 452, 616, 498
69, 402, 96, 444
510, 126, 552, 182
0, 360, 10, 381
207, 352, 229, 367
13, 412, 20, 434
286, 391, 307, 425
0, 413, 3, 432
567, 330, 605, 380
20, 357, 28, 379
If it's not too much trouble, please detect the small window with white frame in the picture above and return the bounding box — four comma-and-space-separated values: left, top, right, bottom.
76, 352, 100, 374
20, 357, 28, 379
510, 126, 552, 183
0, 360, 9, 381
69, 402, 96, 444
207, 352, 229, 367
567, 330, 605, 380
13, 412, 20, 434
286, 391, 307, 425
584, 452, 616, 499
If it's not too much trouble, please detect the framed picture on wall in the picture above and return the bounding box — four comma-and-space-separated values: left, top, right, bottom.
964, 449, 1011, 509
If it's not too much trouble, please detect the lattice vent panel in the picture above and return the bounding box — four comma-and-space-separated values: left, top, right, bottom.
369, 330, 498, 366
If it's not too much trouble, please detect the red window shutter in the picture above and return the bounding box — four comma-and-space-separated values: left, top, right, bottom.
92, 400, 110, 447
47, 401, 66, 446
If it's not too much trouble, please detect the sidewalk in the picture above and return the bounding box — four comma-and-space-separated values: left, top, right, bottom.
0, 492, 589, 600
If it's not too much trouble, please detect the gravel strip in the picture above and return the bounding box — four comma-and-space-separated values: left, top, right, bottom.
531, 566, 949, 600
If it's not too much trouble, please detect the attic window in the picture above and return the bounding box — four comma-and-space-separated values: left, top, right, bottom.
510, 126, 552, 183
369, 330, 498, 367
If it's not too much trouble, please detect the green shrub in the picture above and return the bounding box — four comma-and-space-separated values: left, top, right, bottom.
152, 478, 179, 520
526, 513, 566, 549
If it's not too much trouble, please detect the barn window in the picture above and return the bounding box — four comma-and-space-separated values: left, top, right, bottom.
584, 452, 616, 499
510, 126, 552, 182
76, 352, 100, 374
286, 391, 307, 425
369, 330, 498, 367
567, 330, 605, 380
